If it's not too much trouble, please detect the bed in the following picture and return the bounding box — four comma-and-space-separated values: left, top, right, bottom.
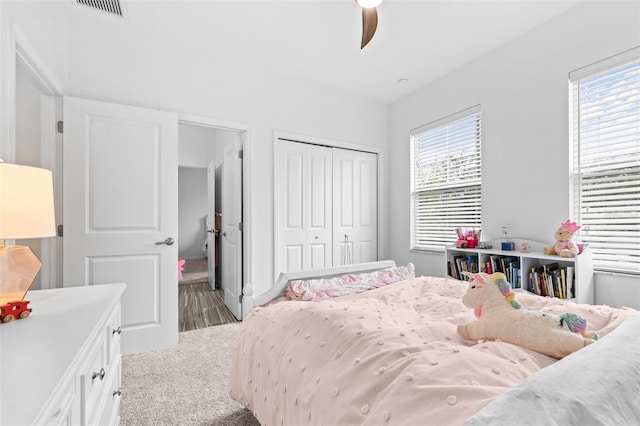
230, 260, 639, 426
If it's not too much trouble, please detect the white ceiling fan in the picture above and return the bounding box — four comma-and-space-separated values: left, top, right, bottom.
355, 0, 383, 49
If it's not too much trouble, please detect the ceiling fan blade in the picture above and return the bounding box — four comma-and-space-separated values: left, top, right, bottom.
361, 7, 378, 49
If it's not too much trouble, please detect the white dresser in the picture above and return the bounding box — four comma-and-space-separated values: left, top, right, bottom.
0, 283, 126, 426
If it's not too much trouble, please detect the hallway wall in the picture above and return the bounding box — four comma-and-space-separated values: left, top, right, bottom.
178, 167, 208, 259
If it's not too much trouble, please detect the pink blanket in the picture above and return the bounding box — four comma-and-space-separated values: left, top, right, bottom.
230, 276, 633, 425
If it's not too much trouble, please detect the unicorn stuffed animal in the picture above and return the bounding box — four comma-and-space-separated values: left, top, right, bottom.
457, 272, 597, 359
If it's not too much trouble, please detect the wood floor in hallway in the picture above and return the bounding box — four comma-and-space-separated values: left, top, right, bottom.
178, 282, 239, 332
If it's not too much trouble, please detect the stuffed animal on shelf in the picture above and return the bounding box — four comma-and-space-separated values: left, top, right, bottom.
456, 272, 597, 359
543, 219, 581, 258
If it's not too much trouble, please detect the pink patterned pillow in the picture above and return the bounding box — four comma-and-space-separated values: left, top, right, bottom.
285, 266, 410, 302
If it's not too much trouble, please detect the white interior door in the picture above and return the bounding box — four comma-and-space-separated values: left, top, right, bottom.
275, 140, 332, 276
333, 148, 378, 265
63, 96, 178, 355
206, 160, 216, 290
221, 136, 242, 319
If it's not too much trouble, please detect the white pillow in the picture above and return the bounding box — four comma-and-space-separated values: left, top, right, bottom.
465, 311, 640, 426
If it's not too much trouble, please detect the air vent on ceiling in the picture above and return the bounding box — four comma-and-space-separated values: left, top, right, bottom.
76, 0, 126, 18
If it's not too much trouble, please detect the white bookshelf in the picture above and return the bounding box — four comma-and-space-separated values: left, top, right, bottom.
445, 239, 594, 304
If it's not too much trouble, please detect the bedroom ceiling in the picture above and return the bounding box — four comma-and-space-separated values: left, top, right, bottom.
8, 0, 586, 105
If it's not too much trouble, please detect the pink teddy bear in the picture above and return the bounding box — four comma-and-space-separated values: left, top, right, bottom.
544, 220, 581, 258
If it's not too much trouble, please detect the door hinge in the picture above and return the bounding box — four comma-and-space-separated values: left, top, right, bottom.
57, 121, 63, 134
239, 294, 243, 303
57, 224, 64, 237
238, 150, 243, 159
239, 222, 243, 232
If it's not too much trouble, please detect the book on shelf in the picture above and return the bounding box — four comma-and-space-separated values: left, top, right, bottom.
501, 256, 518, 286
527, 262, 574, 299
448, 253, 479, 280
510, 265, 522, 289
489, 255, 503, 273
566, 266, 574, 299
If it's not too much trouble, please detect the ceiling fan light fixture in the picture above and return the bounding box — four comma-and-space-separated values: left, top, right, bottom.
356, 0, 383, 9
356, 0, 382, 49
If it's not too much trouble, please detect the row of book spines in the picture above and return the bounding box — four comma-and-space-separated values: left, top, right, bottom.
448, 256, 521, 288
448, 257, 478, 281
528, 267, 574, 299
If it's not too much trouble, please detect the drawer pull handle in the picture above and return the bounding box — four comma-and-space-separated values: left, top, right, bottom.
113, 388, 122, 397
112, 326, 122, 335
92, 368, 106, 381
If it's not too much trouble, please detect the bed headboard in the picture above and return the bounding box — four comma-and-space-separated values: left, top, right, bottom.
242, 260, 415, 317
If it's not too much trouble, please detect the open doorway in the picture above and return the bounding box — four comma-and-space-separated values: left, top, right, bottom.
12, 46, 61, 292
177, 122, 244, 332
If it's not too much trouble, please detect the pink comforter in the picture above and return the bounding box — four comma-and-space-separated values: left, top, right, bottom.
229, 276, 633, 426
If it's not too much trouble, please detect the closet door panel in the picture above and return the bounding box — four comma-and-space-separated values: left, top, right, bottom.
333, 149, 378, 265
309, 244, 327, 269
276, 140, 378, 276
337, 159, 354, 228
285, 245, 303, 273
359, 161, 375, 227
306, 152, 332, 270
276, 140, 332, 276
280, 149, 305, 274
285, 152, 304, 230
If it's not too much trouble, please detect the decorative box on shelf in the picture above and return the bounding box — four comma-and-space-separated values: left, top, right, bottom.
455, 238, 478, 249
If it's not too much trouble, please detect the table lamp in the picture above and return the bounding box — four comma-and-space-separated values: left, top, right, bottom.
0, 162, 56, 323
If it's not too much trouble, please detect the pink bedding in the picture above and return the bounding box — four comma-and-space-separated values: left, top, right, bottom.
229, 276, 634, 426
285, 266, 411, 301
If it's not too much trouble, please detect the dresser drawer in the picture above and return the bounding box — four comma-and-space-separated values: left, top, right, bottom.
79, 333, 108, 424
105, 304, 122, 364
36, 377, 80, 426
97, 358, 122, 426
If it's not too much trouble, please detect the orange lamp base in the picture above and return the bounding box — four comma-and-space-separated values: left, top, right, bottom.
0, 245, 41, 323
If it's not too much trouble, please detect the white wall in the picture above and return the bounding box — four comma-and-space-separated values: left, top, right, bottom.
178, 167, 208, 260
388, 1, 640, 309
0, 3, 389, 299
14, 58, 43, 290
177, 124, 216, 260
4, 2, 635, 307
178, 124, 217, 169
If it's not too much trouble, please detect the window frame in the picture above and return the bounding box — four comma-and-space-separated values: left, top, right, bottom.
410, 105, 482, 253
569, 47, 640, 275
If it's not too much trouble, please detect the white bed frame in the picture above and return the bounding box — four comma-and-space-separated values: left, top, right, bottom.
242, 260, 416, 316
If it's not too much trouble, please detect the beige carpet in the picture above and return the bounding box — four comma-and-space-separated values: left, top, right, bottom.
120, 323, 259, 426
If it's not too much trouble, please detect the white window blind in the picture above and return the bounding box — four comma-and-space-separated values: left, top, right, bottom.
410, 106, 482, 252
569, 48, 640, 274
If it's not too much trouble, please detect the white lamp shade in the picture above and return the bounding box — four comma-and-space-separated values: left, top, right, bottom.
0, 163, 56, 239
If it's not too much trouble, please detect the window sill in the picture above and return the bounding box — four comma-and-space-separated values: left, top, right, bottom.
410, 248, 445, 255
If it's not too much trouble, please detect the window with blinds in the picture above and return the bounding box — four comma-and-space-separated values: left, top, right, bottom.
410, 106, 482, 252
569, 47, 640, 274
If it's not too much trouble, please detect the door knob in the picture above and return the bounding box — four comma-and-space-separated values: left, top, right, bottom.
155, 237, 175, 246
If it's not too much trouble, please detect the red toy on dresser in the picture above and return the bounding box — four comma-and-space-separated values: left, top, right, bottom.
0, 300, 31, 323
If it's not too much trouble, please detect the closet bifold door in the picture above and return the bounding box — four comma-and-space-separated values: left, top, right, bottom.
275, 140, 333, 276
332, 148, 378, 266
